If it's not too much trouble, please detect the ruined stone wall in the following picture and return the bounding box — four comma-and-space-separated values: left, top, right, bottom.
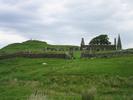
89, 45, 116, 51
0, 52, 70, 60
81, 44, 116, 53
81, 50, 133, 58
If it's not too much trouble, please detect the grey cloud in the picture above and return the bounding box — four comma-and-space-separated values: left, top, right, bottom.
0, 0, 133, 48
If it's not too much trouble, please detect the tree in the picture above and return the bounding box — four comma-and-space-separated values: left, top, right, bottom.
89, 35, 111, 45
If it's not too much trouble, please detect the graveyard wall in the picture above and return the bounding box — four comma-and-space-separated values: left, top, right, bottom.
0, 52, 70, 60
81, 50, 133, 58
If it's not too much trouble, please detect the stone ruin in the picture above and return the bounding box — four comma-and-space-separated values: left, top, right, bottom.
80, 34, 122, 53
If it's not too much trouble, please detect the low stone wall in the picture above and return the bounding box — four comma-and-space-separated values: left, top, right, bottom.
81, 50, 133, 58
0, 52, 70, 60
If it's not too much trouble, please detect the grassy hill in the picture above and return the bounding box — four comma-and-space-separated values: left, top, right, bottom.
0, 56, 133, 100
0, 40, 79, 54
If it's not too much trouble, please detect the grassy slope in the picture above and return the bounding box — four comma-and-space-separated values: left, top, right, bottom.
0, 56, 133, 100
0, 40, 79, 54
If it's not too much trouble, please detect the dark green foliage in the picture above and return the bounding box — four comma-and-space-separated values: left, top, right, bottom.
89, 35, 111, 45
117, 35, 122, 50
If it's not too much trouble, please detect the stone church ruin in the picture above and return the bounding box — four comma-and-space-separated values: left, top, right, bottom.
80, 34, 122, 53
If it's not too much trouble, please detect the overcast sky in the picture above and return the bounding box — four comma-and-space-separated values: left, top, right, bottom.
0, 0, 133, 49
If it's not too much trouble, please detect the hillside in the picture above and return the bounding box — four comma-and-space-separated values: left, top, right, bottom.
0, 56, 133, 99
0, 40, 79, 54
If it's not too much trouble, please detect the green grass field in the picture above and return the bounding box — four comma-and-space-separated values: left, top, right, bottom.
0, 56, 133, 100
0, 40, 79, 54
